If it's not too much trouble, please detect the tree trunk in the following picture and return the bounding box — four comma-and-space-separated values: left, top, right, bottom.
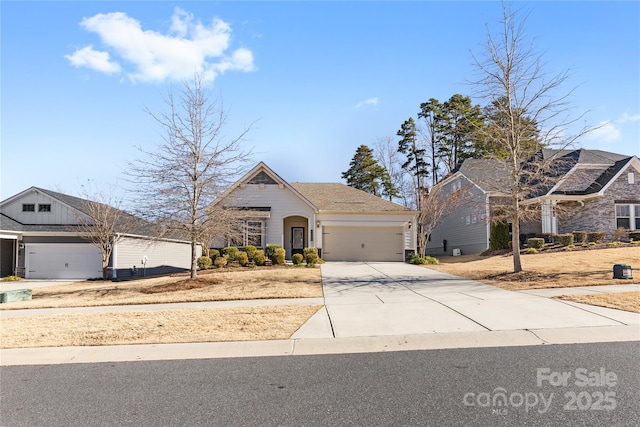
191, 238, 197, 279
511, 198, 523, 273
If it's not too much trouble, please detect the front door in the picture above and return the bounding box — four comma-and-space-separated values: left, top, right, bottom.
292, 227, 305, 256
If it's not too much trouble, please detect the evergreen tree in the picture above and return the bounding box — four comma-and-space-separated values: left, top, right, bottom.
438, 94, 485, 173
397, 117, 429, 209
342, 144, 396, 197
418, 98, 445, 186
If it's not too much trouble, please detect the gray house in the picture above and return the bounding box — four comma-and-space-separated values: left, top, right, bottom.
426, 149, 640, 256
0, 187, 200, 279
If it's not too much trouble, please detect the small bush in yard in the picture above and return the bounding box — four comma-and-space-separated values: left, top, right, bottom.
629, 231, 640, 241
410, 254, 439, 265
265, 245, 282, 259
214, 256, 228, 268
305, 252, 319, 267
554, 233, 574, 246
573, 231, 587, 244
243, 245, 258, 261
527, 238, 545, 249
270, 247, 286, 265
1, 275, 21, 282
586, 232, 605, 243
222, 246, 239, 261
526, 247, 537, 254
209, 249, 220, 263
613, 227, 628, 242
253, 250, 266, 266
197, 256, 212, 270
236, 251, 249, 267
292, 253, 304, 265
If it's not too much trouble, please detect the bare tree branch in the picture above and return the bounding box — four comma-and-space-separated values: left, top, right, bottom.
126, 73, 254, 278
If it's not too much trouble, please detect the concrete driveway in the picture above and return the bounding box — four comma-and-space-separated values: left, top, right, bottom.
294, 262, 640, 339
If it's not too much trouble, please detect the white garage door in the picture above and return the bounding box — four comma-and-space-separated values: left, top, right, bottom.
322, 226, 404, 262
26, 244, 103, 279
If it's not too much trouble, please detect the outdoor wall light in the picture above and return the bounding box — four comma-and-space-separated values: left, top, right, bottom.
316, 221, 320, 228
408, 221, 412, 229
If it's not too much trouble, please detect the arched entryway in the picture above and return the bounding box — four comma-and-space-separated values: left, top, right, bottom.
283, 215, 309, 259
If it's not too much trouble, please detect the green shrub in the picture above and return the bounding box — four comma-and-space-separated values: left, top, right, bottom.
253, 250, 266, 266
270, 247, 286, 265
214, 256, 228, 268
554, 233, 574, 246
1, 275, 21, 282
305, 252, 319, 267
265, 245, 282, 259
292, 253, 304, 265
303, 247, 318, 257
209, 249, 220, 263
527, 238, 545, 249
588, 241, 596, 246
629, 231, 640, 241
243, 245, 258, 261
197, 256, 212, 270
489, 221, 510, 250
573, 231, 587, 244
526, 247, 537, 254
236, 251, 249, 267
410, 254, 439, 265
222, 246, 239, 261
586, 232, 605, 243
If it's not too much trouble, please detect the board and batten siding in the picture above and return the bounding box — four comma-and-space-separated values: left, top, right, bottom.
0, 192, 87, 225
224, 183, 315, 247
426, 178, 489, 256
114, 237, 199, 278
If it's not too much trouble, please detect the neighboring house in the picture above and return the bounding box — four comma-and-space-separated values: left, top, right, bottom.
0, 187, 201, 279
426, 149, 640, 256
211, 162, 417, 262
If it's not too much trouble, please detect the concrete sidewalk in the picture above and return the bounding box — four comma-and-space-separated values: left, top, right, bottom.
1, 263, 638, 366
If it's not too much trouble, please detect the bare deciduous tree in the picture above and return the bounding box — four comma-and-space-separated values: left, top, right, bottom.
471, 4, 593, 273
418, 184, 470, 257
74, 188, 140, 280
374, 136, 414, 206
128, 74, 253, 278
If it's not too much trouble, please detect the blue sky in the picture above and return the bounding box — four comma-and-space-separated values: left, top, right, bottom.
2, 1, 639, 201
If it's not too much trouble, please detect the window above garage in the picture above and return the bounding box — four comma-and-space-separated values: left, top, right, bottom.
38, 204, 51, 212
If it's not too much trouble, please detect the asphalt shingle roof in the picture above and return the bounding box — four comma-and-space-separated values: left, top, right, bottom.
290, 183, 414, 213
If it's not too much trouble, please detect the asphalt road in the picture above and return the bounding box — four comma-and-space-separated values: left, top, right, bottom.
1, 342, 638, 426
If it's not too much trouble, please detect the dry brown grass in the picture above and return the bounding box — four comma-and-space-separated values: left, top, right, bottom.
0, 305, 322, 349
425, 247, 639, 291
556, 292, 640, 313
0, 267, 323, 310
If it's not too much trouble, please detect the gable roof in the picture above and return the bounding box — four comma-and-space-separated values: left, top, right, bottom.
454, 158, 511, 193
448, 148, 637, 200
290, 183, 414, 213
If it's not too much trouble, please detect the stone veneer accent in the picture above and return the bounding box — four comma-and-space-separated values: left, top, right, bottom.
558, 170, 639, 238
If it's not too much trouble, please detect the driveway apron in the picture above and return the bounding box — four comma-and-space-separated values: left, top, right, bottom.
312, 262, 639, 338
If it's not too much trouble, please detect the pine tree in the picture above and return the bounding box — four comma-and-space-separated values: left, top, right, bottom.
342, 145, 396, 197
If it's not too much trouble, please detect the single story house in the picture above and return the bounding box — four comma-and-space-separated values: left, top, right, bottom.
211, 162, 418, 262
426, 149, 640, 255
0, 187, 201, 279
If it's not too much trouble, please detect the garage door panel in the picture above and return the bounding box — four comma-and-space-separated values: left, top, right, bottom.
322, 226, 403, 262
27, 244, 102, 279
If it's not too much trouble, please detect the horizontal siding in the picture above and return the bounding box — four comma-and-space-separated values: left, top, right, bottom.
426, 180, 489, 256
114, 237, 199, 278
223, 184, 315, 247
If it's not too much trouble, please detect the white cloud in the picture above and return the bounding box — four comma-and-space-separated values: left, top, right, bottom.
619, 112, 640, 123
66, 8, 255, 83
65, 45, 121, 74
355, 97, 379, 109
587, 120, 621, 143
